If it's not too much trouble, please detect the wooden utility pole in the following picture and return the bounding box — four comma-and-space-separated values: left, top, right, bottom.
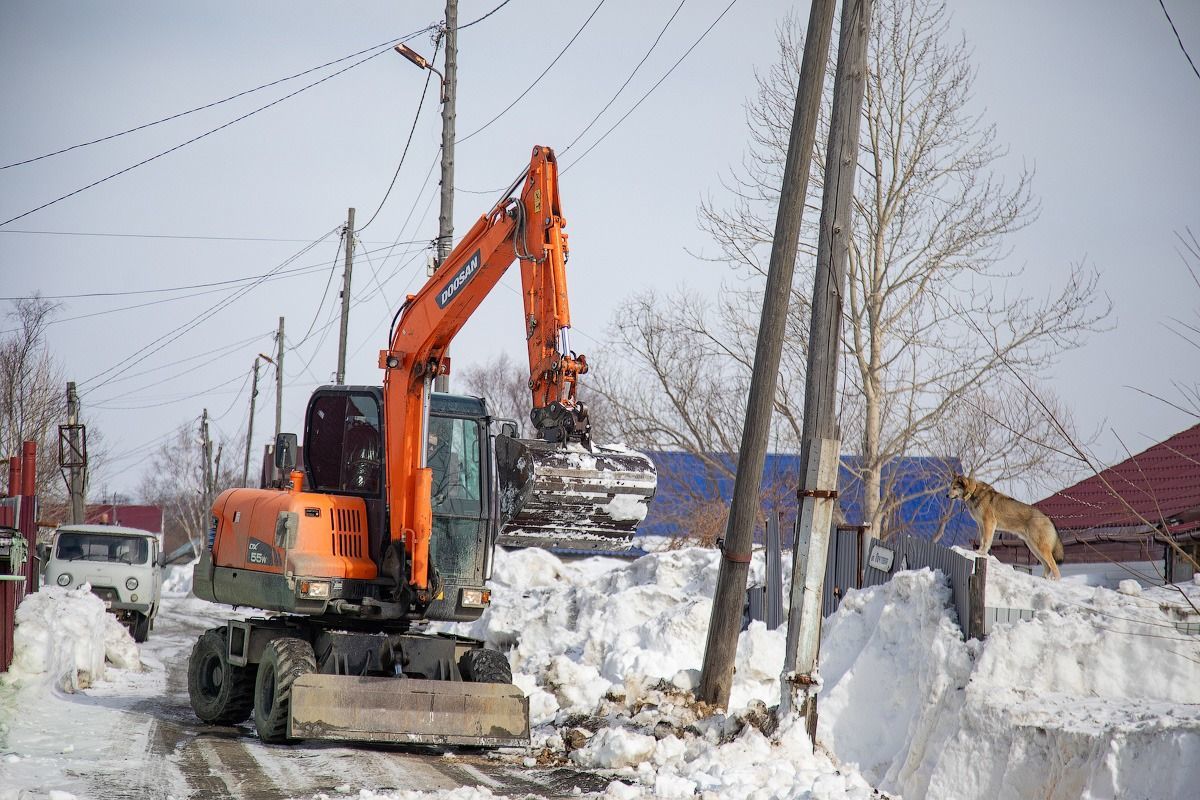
242, 356, 262, 487
434, 0, 457, 393
336, 208, 355, 385
697, 0, 838, 709
782, 0, 874, 742
200, 409, 213, 514
274, 316, 285, 440
61, 381, 87, 523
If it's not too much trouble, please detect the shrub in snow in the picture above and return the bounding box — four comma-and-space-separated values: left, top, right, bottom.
2, 585, 140, 692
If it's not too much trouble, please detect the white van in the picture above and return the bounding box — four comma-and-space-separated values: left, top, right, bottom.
44, 524, 163, 642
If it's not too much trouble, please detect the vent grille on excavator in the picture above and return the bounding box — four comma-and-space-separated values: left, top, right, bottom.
331, 507, 364, 559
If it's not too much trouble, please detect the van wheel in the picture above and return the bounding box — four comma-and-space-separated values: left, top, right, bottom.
254, 637, 317, 744
458, 647, 512, 684
131, 612, 150, 643
188, 628, 254, 725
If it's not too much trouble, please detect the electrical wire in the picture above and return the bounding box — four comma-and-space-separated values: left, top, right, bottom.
91, 330, 273, 392
561, 0, 689, 154
0, 25, 437, 171
563, 0, 739, 173
0, 40, 420, 227
460, 0, 516, 30
0, 242, 421, 303
78, 226, 339, 396
1158, 0, 1200, 82
360, 36, 442, 231
455, 0, 608, 145
292, 232, 345, 349
0, 228, 409, 245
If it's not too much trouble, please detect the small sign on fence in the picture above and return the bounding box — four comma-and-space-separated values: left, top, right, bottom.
867, 544, 894, 572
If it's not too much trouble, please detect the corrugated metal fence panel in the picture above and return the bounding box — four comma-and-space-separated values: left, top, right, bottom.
765, 516, 783, 629
860, 533, 978, 638
823, 528, 862, 617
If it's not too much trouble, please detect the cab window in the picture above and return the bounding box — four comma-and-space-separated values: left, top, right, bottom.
427, 416, 482, 516
306, 393, 383, 494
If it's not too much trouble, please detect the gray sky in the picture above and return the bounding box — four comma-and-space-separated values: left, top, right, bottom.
2, 0, 1198, 498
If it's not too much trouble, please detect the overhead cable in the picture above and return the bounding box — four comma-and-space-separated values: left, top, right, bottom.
0, 25, 437, 171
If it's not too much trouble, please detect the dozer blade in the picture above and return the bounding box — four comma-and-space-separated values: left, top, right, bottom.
496, 436, 657, 550
288, 674, 530, 747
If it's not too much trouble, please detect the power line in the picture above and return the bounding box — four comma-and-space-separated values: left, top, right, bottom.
561, 0, 689, 154
0, 42, 413, 227
0, 25, 437, 171
563, 0, 739, 173
0, 242, 421, 304
0, 228, 405, 244
460, 0, 516, 30
78, 227, 340, 396
293, 231, 346, 349
93, 372, 249, 411
1158, 0, 1200, 82
88, 332, 275, 404
360, 35, 442, 231
455, 0, 609, 145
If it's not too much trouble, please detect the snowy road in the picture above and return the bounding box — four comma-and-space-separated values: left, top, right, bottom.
2, 592, 609, 800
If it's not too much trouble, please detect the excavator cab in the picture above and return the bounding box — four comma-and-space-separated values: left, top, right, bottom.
302, 386, 498, 623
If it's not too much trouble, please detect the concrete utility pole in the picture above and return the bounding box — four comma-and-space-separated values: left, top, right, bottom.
274, 316, 285, 440
61, 381, 87, 523
434, 0, 457, 393
336, 208, 355, 385
242, 356, 262, 487
782, 0, 874, 742
697, 0, 838, 710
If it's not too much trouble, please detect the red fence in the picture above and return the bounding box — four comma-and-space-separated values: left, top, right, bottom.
1, 442, 38, 672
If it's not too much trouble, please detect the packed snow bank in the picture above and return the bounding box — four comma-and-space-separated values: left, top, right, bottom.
1, 586, 140, 692
161, 557, 198, 595
818, 557, 1200, 799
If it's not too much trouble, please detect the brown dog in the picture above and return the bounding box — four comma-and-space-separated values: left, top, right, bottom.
947, 475, 1064, 579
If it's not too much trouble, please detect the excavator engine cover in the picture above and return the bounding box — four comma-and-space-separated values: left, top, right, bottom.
496, 436, 656, 550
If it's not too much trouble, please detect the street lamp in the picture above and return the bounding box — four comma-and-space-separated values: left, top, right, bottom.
395, 43, 447, 102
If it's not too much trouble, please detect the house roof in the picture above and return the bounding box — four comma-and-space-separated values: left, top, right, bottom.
641, 451, 976, 545
41, 504, 164, 534
1033, 423, 1200, 540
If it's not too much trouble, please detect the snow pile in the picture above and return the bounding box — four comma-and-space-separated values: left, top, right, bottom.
456, 546, 783, 716
437, 546, 876, 799
818, 556, 1200, 799
1, 585, 140, 692
161, 557, 198, 595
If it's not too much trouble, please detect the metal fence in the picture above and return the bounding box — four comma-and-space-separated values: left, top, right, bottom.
822, 528, 984, 639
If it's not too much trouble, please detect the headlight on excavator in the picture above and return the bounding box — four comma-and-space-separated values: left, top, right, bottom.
461, 588, 491, 608
297, 580, 330, 599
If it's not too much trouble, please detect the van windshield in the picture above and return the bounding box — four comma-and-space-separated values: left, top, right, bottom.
55, 532, 150, 565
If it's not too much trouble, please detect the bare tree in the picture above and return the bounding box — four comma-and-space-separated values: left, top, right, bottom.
138, 422, 239, 554
459, 352, 535, 436
1, 298, 67, 502
601, 0, 1107, 539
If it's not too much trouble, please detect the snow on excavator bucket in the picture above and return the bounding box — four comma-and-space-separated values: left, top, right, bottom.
288, 674, 530, 747
496, 436, 657, 550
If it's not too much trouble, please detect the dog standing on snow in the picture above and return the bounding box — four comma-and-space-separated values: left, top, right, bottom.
947, 475, 1064, 580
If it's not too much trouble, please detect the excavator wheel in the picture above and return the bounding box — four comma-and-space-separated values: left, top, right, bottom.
254, 637, 317, 744
188, 627, 255, 725
458, 647, 513, 684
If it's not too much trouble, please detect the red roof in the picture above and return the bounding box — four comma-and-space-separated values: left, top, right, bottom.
42, 504, 164, 534
1034, 423, 1200, 540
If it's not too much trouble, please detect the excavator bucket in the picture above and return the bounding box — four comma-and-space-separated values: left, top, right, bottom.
288, 674, 530, 747
495, 436, 657, 550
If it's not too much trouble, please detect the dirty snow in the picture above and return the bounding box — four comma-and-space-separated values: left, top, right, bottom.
5, 542, 1198, 800
1, 585, 139, 692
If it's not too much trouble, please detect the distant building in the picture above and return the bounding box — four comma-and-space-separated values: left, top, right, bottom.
991, 423, 1200, 587
640, 451, 976, 546
41, 504, 164, 539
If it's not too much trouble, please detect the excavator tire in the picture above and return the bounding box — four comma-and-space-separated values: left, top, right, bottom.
458, 647, 512, 684
254, 637, 317, 744
188, 627, 255, 725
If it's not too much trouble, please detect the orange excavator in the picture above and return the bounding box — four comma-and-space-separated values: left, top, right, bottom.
187, 146, 656, 747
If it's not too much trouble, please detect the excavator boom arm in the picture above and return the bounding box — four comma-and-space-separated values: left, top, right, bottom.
380, 146, 598, 592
